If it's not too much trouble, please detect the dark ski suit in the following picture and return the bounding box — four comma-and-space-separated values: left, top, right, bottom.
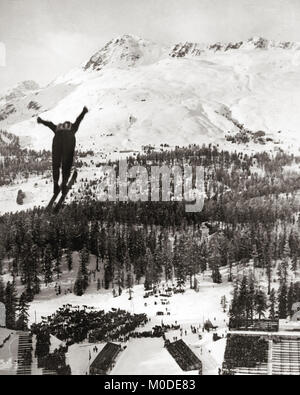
37, 107, 88, 194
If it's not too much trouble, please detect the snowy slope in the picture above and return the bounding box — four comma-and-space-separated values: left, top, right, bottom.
0, 80, 40, 104
1, 34, 300, 153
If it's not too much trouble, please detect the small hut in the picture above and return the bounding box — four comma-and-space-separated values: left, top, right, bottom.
90, 343, 121, 375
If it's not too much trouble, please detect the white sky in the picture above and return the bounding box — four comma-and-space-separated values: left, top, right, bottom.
0, 0, 299, 90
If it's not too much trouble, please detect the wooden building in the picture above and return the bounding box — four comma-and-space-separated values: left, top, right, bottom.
90, 342, 121, 375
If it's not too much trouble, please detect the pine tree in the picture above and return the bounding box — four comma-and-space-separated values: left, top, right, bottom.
98, 227, 107, 263
283, 238, 291, 258
247, 276, 255, 321
269, 288, 276, 320
33, 274, 40, 295
186, 240, 202, 289
147, 230, 157, 254
162, 234, 173, 283
65, 247, 73, 272
199, 240, 208, 273
126, 263, 134, 298
255, 289, 267, 320
291, 254, 298, 273
238, 276, 248, 321
90, 221, 100, 271
287, 282, 296, 317
0, 245, 4, 275
278, 282, 288, 319
0, 277, 5, 303
153, 247, 163, 285
79, 247, 90, 290
31, 244, 40, 295
252, 243, 259, 268
20, 240, 35, 301
212, 265, 222, 284
124, 249, 131, 273
229, 280, 241, 327
105, 229, 116, 289
5, 281, 17, 329
74, 271, 84, 296
227, 241, 235, 282
115, 268, 124, 296
173, 237, 187, 289
25, 279, 34, 302
279, 239, 290, 284
12, 246, 20, 277
144, 248, 155, 291
44, 244, 53, 285
209, 237, 222, 284
97, 278, 101, 291
289, 230, 299, 257
54, 243, 62, 280
221, 295, 227, 312
16, 292, 29, 331
295, 282, 300, 302
35, 327, 50, 358
265, 243, 273, 295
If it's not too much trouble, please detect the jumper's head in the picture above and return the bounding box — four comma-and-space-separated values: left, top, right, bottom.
57, 122, 72, 131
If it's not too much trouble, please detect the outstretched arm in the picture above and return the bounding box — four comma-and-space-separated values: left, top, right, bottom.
73, 106, 88, 133
37, 117, 57, 133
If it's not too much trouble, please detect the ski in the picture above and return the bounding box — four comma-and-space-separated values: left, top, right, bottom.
53, 170, 78, 214
46, 186, 61, 212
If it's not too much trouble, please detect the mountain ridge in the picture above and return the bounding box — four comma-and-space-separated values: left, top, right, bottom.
1, 34, 300, 154
3, 34, 300, 96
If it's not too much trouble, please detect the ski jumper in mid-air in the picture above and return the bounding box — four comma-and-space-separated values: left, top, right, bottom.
37, 107, 88, 196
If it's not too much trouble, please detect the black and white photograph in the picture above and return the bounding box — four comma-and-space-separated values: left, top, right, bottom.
1, 0, 300, 378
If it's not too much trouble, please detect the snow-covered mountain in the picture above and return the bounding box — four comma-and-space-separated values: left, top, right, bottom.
1, 34, 300, 153
0, 80, 40, 103
84, 34, 167, 71
170, 36, 300, 57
